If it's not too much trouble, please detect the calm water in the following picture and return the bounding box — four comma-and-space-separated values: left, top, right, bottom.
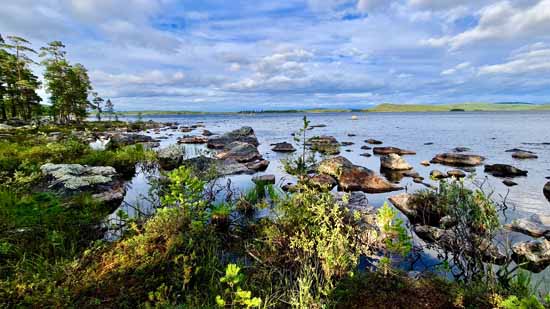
110, 111, 550, 281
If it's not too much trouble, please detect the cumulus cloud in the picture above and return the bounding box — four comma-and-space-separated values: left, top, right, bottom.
424, 0, 550, 50
478, 46, 550, 75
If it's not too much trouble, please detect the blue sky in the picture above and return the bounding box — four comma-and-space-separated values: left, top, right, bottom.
2, 0, 550, 111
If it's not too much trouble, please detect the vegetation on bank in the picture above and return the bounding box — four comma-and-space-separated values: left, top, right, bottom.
365, 103, 550, 113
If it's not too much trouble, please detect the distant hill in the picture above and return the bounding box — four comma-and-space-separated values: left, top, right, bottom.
364, 103, 550, 112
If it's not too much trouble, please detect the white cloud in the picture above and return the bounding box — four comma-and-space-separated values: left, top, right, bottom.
425, 0, 550, 50
441, 62, 471, 75
478, 48, 550, 75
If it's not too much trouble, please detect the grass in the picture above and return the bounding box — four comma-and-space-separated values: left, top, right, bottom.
365, 103, 550, 112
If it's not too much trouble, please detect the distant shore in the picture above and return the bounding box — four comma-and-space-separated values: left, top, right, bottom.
114, 103, 550, 116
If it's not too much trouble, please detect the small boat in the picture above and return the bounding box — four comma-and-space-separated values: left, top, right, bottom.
351, 115, 359, 120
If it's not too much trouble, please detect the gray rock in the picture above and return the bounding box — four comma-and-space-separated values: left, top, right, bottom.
207, 126, 259, 149
505, 215, 550, 239
452, 147, 471, 153
380, 153, 413, 170
178, 135, 208, 144
484, 164, 528, 177
157, 145, 185, 170
430, 170, 448, 180
365, 139, 383, 145
109, 134, 154, 148
431, 153, 485, 166
333, 191, 374, 213
360, 145, 372, 150
318, 156, 354, 178
544, 182, 550, 203
503, 179, 518, 187
308, 136, 340, 155
271, 142, 296, 153
512, 151, 538, 159
373, 147, 416, 155
360, 153, 372, 157
512, 239, 550, 273
216, 142, 262, 163
202, 130, 213, 136
339, 166, 402, 193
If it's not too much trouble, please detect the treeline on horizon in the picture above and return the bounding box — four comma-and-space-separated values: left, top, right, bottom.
0, 34, 115, 124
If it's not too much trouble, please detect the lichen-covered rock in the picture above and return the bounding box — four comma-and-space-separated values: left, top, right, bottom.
318, 156, 354, 178
207, 126, 259, 149
308, 136, 340, 155
373, 147, 416, 155
40, 163, 125, 207
109, 133, 154, 148
512, 239, 550, 273
431, 153, 485, 166
380, 153, 413, 170
157, 145, 186, 170
484, 164, 528, 177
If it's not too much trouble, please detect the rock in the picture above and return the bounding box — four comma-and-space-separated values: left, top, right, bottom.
360, 153, 372, 157
207, 126, 259, 149
202, 130, 213, 136
544, 182, 550, 202
109, 134, 154, 148
365, 139, 383, 145
360, 145, 372, 150
502, 179, 518, 187
252, 174, 276, 186
505, 215, 550, 239
484, 164, 528, 177
339, 166, 402, 193
373, 147, 416, 155
447, 169, 466, 178
506, 148, 534, 153
157, 145, 185, 170
281, 183, 299, 192
180, 127, 193, 133
420, 160, 430, 167
512, 151, 538, 159
216, 142, 262, 163
245, 159, 270, 172
271, 142, 296, 153
389, 193, 417, 219
178, 136, 209, 144
310, 124, 327, 129
380, 154, 413, 170
309, 136, 340, 155
332, 191, 373, 213
413, 225, 448, 243
430, 153, 485, 167
341, 141, 355, 146
0, 123, 15, 130
413, 177, 424, 183
40, 163, 125, 207
424, 142, 434, 145
182, 156, 259, 176
403, 170, 420, 178
512, 239, 550, 273
345, 149, 352, 152
308, 174, 337, 190
430, 170, 448, 180
318, 156, 354, 178
347, 134, 357, 137
452, 147, 471, 153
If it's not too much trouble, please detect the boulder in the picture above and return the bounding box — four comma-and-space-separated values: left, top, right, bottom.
245, 159, 270, 172
332, 191, 374, 213
402, 170, 420, 178
365, 139, 383, 145
484, 164, 528, 177
544, 182, 550, 203
512, 151, 538, 159
430, 170, 448, 180
215, 142, 262, 163
431, 153, 485, 166
252, 174, 276, 186
505, 215, 550, 239
339, 166, 402, 193
373, 147, 416, 155
178, 136, 209, 144
318, 156, 354, 178
182, 156, 260, 176
380, 153, 413, 170
109, 134, 154, 148
207, 126, 259, 149
308, 136, 340, 155
308, 174, 337, 190
157, 145, 185, 170
271, 142, 296, 153
447, 169, 466, 178
512, 239, 550, 273
40, 163, 125, 207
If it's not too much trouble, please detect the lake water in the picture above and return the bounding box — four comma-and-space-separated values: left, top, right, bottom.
110, 111, 550, 280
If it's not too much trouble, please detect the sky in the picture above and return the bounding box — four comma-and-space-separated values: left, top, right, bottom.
1, 0, 550, 111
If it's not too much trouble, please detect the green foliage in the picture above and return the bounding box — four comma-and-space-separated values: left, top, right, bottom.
376, 202, 412, 274
282, 116, 317, 176
217, 264, 261, 308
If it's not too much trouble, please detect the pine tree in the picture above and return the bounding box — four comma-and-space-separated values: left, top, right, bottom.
105, 99, 114, 121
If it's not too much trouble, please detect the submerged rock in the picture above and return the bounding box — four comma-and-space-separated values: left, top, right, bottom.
373, 147, 416, 155
380, 153, 413, 170
452, 147, 471, 153
271, 142, 296, 153
252, 174, 276, 185
40, 163, 125, 207
207, 126, 259, 149
484, 164, 528, 177
503, 179, 518, 187
512, 239, 550, 273
431, 153, 485, 167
